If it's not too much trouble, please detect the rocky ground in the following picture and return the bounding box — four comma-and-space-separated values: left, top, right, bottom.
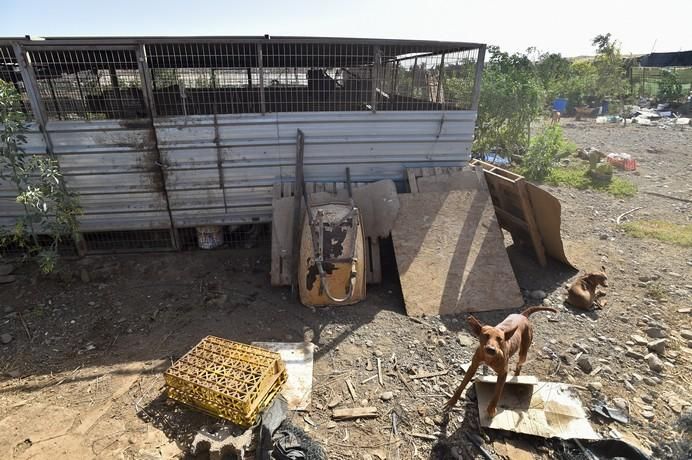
0, 118, 690, 459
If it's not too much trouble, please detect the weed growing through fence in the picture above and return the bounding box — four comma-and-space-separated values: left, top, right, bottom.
0, 81, 81, 272
622, 220, 692, 248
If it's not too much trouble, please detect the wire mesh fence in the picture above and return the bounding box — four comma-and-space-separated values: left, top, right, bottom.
27, 48, 146, 120
1, 39, 482, 120
0, 46, 33, 118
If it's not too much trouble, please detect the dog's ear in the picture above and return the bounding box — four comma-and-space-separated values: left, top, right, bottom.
467, 316, 483, 336
504, 327, 518, 341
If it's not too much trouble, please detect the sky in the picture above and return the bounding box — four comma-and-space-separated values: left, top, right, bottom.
3, 0, 692, 57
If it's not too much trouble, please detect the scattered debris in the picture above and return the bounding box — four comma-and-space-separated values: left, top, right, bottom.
593, 401, 629, 424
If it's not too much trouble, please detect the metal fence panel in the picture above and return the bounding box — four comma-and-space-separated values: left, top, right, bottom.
155, 110, 475, 227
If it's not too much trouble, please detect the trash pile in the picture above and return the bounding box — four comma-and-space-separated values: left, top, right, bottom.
625, 104, 691, 127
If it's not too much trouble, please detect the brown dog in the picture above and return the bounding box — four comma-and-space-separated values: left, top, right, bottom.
566, 267, 608, 310
444, 306, 557, 417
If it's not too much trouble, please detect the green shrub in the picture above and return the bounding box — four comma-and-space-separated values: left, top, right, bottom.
520, 125, 575, 181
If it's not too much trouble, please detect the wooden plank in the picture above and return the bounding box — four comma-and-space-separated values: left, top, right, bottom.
516, 179, 547, 267
332, 407, 378, 420
494, 207, 530, 231
291, 130, 305, 294
407, 169, 419, 194
366, 237, 382, 284
410, 370, 449, 380
391, 190, 524, 316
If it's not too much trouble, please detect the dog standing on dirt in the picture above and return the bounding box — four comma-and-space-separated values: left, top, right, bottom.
566, 267, 608, 310
444, 307, 557, 417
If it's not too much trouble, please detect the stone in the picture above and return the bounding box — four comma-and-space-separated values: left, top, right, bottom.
457, 333, 476, 347
643, 376, 660, 386
0, 264, 15, 276
647, 339, 667, 354
0, 275, 16, 284
380, 391, 394, 401
3, 305, 15, 314
438, 325, 447, 334
630, 335, 648, 345
625, 348, 645, 360
530, 290, 547, 300
1, 333, 13, 345
374, 350, 383, 358
588, 382, 603, 392
641, 410, 655, 420
641, 394, 654, 404
680, 330, 692, 340
436, 338, 446, 347
80, 268, 90, 283
612, 398, 628, 412
631, 373, 643, 383
645, 353, 663, 372
577, 355, 593, 374
645, 327, 667, 339
365, 340, 373, 348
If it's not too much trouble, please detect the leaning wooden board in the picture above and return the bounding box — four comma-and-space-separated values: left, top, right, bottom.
392, 171, 523, 315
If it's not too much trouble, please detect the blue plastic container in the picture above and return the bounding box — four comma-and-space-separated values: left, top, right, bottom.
601, 100, 609, 114
552, 98, 568, 113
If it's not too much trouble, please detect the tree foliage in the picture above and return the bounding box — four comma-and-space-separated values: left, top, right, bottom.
657, 69, 684, 102
473, 47, 544, 157
0, 80, 81, 272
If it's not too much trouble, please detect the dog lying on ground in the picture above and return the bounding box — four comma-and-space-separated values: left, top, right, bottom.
566, 267, 608, 310
443, 306, 557, 417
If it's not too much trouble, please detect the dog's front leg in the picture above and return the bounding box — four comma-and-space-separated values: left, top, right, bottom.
444, 358, 480, 411
486, 372, 508, 417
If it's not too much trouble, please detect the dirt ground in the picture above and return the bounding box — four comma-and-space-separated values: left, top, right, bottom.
0, 119, 690, 459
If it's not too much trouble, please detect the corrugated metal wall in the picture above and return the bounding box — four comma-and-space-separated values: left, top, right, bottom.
157, 110, 475, 227
2, 110, 474, 232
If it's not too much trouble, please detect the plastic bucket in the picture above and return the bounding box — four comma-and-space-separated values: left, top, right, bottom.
552, 98, 568, 113
196, 225, 224, 249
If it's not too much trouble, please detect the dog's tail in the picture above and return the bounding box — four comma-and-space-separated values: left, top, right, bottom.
521, 306, 558, 317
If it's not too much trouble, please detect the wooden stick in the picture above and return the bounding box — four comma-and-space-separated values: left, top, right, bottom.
377, 358, 383, 386
346, 379, 358, 401
332, 407, 378, 420
17, 312, 32, 341
405, 431, 437, 441
410, 370, 448, 380
361, 374, 378, 384
616, 206, 644, 224
397, 370, 415, 395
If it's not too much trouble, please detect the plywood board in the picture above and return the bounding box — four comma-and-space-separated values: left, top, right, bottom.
252, 342, 314, 411
475, 380, 600, 440
392, 189, 524, 316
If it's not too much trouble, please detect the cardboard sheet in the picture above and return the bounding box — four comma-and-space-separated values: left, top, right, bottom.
475, 379, 600, 440
526, 183, 574, 267
252, 342, 314, 411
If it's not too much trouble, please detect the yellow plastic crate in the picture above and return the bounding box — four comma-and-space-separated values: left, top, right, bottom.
164, 336, 287, 427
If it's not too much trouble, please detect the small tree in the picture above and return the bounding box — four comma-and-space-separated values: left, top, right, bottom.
591, 34, 629, 106
657, 69, 684, 103
521, 125, 575, 181
0, 80, 80, 272
473, 47, 544, 158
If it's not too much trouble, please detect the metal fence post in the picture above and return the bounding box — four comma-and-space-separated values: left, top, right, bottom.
136, 44, 180, 250
371, 46, 382, 113
436, 53, 446, 103
12, 43, 87, 256
471, 45, 486, 111
257, 43, 266, 114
